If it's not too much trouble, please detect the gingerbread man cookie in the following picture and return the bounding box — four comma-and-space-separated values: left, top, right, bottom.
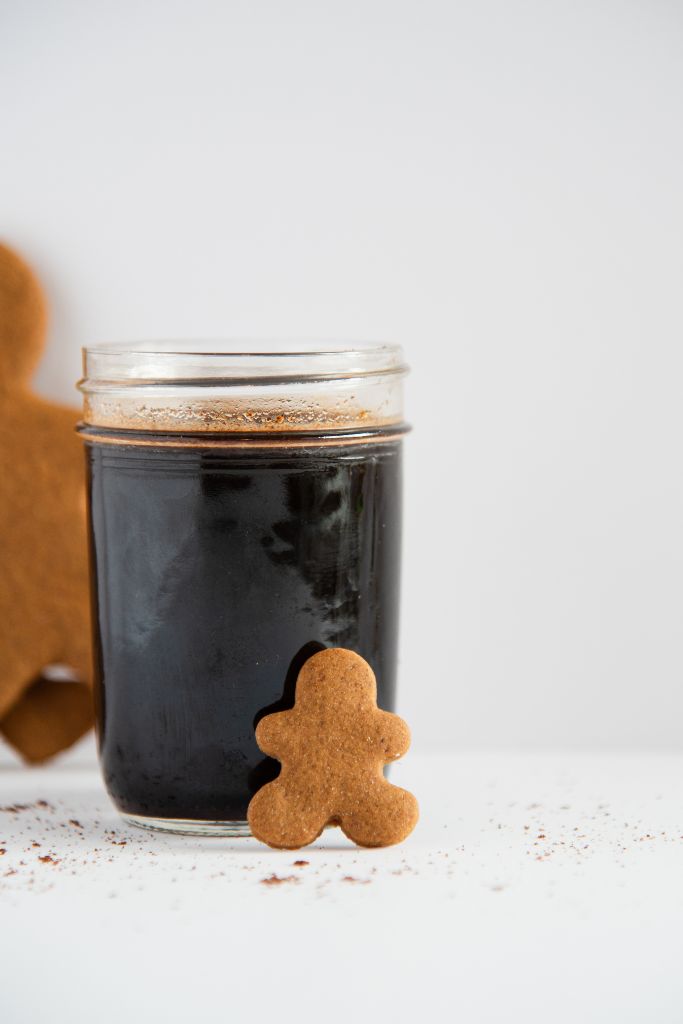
247, 648, 419, 849
0, 243, 92, 762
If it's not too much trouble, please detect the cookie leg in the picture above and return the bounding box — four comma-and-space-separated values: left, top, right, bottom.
340, 781, 419, 848
247, 781, 329, 850
0, 673, 93, 763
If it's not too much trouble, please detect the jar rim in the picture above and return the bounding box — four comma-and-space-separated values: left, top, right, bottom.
79, 341, 407, 388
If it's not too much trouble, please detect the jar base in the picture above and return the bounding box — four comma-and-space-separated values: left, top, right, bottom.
122, 812, 251, 837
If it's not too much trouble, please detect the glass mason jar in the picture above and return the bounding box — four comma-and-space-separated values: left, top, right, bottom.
78, 344, 408, 836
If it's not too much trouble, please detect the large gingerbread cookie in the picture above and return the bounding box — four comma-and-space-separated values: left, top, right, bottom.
248, 648, 418, 849
0, 243, 92, 762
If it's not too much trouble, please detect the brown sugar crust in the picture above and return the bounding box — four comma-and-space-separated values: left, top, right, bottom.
0, 243, 93, 762
81, 395, 399, 435
247, 648, 419, 849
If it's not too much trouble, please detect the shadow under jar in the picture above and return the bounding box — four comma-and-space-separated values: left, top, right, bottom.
78, 344, 409, 836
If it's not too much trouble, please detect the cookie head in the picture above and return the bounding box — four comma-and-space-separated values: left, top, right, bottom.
295, 647, 377, 707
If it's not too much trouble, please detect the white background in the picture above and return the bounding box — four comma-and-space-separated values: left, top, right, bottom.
2, 0, 683, 751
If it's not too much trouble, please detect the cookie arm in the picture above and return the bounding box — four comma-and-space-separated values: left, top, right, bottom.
254, 710, 294, 759
373, 710, 411, 762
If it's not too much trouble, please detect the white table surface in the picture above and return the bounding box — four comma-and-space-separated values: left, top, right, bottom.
1, 741, 682, 1023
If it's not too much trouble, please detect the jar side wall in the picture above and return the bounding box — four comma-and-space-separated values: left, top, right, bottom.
86, 436, 403, 819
